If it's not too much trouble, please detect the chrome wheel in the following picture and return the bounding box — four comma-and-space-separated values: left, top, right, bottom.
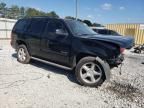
18, 48, 26, 62
80, 62, 102, 84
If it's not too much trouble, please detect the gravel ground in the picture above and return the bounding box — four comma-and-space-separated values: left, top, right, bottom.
0, 40, 144, 108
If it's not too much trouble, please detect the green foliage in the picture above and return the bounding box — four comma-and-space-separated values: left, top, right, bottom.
0, 2, 59, 19
46, 11, 59, 18
0, 2, 103, 27
65, 16, 82, 22
0, 2, 6, 17
25, 8, 59, 18
65, 16, 103, 27
25, 8, 45, 17
0, 2, 6, 10
93, 23, 104, 27
83, 20, 92, 26
8, 5, 20, 19
65, 16, 76, 20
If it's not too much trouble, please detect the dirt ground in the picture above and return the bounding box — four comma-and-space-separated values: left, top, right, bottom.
0, 40, 144, 108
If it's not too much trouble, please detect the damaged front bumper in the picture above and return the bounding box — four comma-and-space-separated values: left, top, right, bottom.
107, 54, 124, 68
96, 55, 124, 82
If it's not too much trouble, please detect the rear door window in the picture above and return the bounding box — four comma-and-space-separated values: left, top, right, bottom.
27, 19, 46, 36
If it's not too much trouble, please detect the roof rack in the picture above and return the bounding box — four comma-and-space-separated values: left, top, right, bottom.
22, 16, 60, 19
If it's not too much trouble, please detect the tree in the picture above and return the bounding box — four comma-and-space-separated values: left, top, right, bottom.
20, 7, 25, 17
46, 11, 59, 18
0, 2, 6, 17
25, 8, 59, 18
93, 23, 104, 27
25, 8, 44, 17
65, 16, 75, 20
77, 19, 83, 22
0, 2, 59, 19
0, 2, 6, 10
83, 20, 92, 26
9, 5, 20, 19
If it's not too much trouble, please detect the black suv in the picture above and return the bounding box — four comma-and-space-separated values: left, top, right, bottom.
11, 17, 134, 87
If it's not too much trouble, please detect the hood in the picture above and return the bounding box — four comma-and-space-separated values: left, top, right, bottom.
80, 34, 134, 49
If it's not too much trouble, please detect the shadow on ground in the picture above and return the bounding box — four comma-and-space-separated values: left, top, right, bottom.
12, 53, 77, 84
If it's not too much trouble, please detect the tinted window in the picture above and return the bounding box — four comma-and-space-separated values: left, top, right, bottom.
28, 19, 46, 35
47, 20, 67, 33
14, 19, 28, 32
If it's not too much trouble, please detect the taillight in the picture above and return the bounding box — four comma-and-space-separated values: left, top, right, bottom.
120, 48, 125, 54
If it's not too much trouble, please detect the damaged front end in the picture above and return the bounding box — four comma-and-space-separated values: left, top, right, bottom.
107, 54, 124, 68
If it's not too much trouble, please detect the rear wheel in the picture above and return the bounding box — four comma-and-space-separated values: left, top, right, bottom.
75, 57, 106, 87
17, 45, 31, 64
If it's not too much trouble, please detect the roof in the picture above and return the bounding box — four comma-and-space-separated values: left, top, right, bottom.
22, 16, 75, 22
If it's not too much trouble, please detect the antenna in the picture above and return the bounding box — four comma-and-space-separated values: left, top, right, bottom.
75, 0, 78, 20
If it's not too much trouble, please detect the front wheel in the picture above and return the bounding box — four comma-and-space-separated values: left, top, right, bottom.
75, 57, 106, 87
17, 45, 31, 64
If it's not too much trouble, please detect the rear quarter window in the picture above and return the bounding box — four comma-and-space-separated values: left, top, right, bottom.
13, 19, 29, 32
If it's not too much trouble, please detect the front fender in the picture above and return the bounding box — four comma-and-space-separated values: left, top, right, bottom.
96, 57, 111, 81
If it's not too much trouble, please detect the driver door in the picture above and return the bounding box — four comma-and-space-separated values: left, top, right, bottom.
40, 19, 71, 66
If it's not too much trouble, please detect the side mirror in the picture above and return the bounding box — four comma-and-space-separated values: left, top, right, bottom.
56, 29, 68, 36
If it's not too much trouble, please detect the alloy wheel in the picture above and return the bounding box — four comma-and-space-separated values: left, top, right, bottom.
80, 62, 102, 84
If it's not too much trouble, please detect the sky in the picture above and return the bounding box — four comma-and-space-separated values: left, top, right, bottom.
1, 0, 144, 24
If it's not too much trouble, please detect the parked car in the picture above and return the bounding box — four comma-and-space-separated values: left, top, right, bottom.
92, 27, 121, 36
11, 17, 134, 87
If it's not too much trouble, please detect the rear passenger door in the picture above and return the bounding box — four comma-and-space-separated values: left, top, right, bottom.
41, 19, 71, 66
25, 19, 46, 55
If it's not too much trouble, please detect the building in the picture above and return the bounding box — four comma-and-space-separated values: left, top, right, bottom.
0, 18, 17, 39
106, 24, 144, 45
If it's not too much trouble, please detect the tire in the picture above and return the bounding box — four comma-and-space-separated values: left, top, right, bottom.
17, 44, 31, 64
75, 57, 106, 87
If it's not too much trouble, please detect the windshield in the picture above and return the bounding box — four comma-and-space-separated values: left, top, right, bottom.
66, 20, 97, 36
